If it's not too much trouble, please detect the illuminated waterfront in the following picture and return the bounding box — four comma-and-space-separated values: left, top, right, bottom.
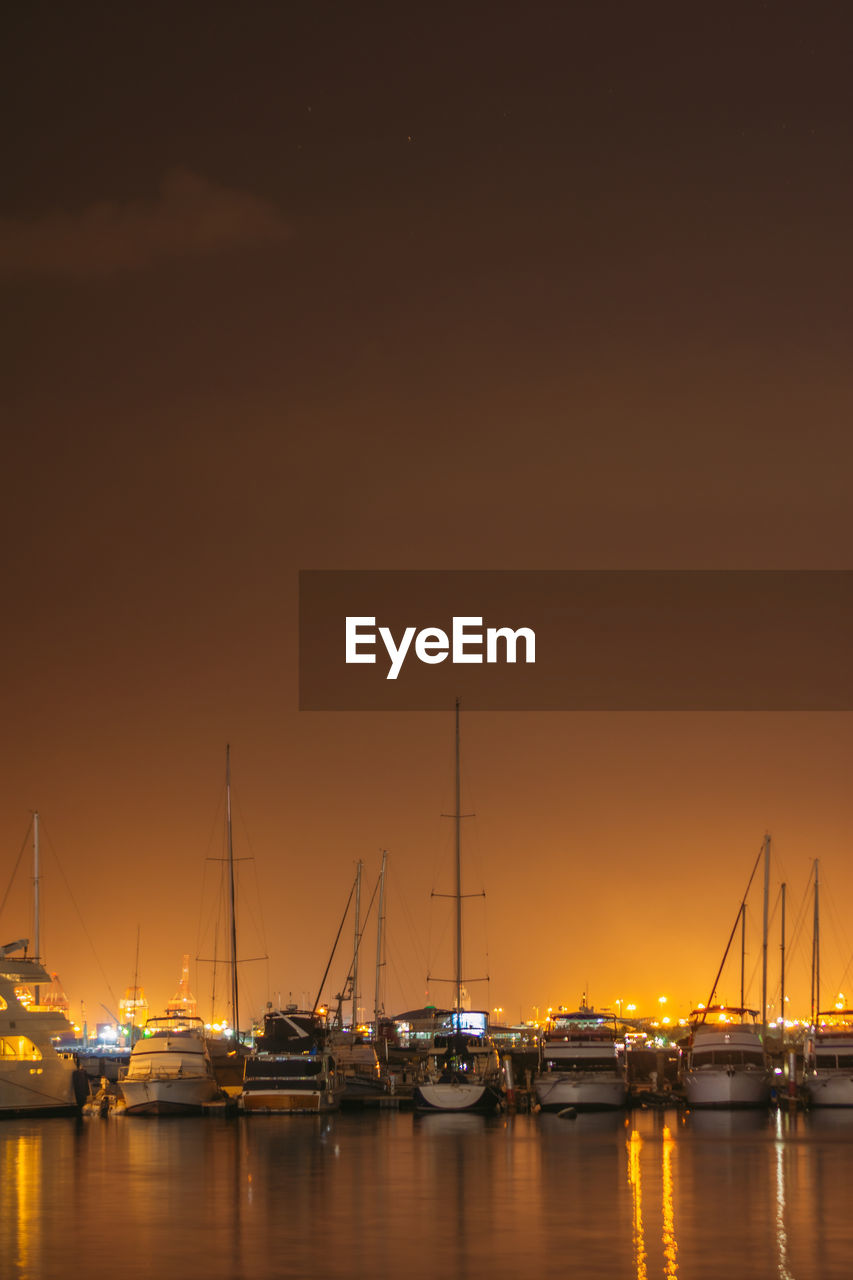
3, 1108, 853, 1278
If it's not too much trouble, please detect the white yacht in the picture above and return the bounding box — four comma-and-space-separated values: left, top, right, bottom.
535, 1008, 628, 1112
682, 1007, 770, 1109
119, 1014, 224, 1114
0, 939, 84, 1116
241, 1008, 344, 1114
804, 1013, 853, 1108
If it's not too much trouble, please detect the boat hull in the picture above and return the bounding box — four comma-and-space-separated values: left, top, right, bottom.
683, 1068, 770, 1109
804, 1074, 853, 1108
120, 1077, 221, 1115
413, 1081, 501, 1113
240, 1087, 342, 1114
0, 1059, 80, 1117
535, 1075, 628, 1112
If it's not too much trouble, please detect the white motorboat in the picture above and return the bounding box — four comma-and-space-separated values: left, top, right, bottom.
0, 939, 85, 1116
119, 1014, 224, 1114
804, 1014, 853, 1108
535, 1007, 628, 1112
682, 1007, 770, 1109
240, 1008, 344, 1114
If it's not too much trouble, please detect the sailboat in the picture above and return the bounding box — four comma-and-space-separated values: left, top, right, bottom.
203, 746, 251, 1090
804, 859, 853, 1107
682, 835, 771, 1109
412, 701, 502, 1114
326, 857, 388, 1102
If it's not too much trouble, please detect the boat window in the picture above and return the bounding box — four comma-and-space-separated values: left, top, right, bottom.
0, 995, 6, 1010
836, 1054, 853, 1068
544, 1056, 618, 1073
245, 1058, 324, 1079
0, 1036, 43, 1060
693, 1049, 765, 1066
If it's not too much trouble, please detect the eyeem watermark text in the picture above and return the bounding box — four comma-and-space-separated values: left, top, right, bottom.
345, 616, 536, 680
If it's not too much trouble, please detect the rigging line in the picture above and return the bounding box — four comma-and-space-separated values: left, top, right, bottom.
334, 872, 381, 1007
385, 919, 421, 1011
195, 784, 226, 954
249, 854, 269, 960
312, 875, 357, 1013
0, 819, 33, 927
702, 839, 765, 1017
395, 878, 429, 982
786, 872, 813, 955
819, 865, 852, 991
40, 820, 119, 1008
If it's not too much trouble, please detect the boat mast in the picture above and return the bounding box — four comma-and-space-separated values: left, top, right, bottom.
811, 857, 820, 1025
780, 881, 786, 1049
374, 850, 387, 1041
761, 833, 771, 1043
455, 697, 462, 1021
226, 744, 240, 1042
739, 901, 746, 1010
352, 859, 362, 1031
33, 810, 40, 1003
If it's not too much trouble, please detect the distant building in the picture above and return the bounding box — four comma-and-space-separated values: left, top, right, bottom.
41, 972, 71, 1017
165, 953, 198, 1018
119, 984, 149, 1038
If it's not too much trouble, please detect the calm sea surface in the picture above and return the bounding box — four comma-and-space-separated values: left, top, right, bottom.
3, 1106, 853, 1279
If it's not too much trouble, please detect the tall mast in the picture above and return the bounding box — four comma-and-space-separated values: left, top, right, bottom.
780, 881, 786, 1048
739, 901, 746, 1010
374, 851, 387, 1040
33, 811, 40, 1003
226, 745, 239, 1041
811, 857, 820, 1024
352, 859, 363, 1031
761, 832, 771, 1044
455, 697, 462, 1020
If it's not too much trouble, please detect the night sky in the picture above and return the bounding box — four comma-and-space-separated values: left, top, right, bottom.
3, 5, 853, 1030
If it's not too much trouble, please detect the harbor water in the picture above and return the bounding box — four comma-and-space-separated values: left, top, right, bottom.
3, 1106, 853, 1279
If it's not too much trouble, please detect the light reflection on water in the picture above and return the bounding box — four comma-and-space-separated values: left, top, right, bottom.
2, 1109, 853, 1278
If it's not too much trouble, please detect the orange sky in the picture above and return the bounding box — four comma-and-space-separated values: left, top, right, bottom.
3, 6, 853, 1030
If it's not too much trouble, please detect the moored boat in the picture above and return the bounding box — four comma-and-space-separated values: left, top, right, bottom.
0, 939, 86, 1117
804, 1012, 853, 1108
119, 1014, 224, 1114
413, 1011, 502, 1113
535, 1007, 628, 1112
240, 1008, 344, 1114
682, 1006, 770, 1109
412, 701, 503, 1115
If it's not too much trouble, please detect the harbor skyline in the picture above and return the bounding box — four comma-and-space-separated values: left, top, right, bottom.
3, 7, 853, 1035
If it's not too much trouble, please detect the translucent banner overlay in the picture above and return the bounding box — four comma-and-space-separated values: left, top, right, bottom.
298, 570, 853, 711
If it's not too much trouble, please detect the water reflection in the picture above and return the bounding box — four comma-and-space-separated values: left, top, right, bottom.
774, 1111, 795, 1280
627, 1129, 648, 1280
684, 1108, 772, 1136
662, 1125, 677, 1278
626, 1115, 680, 1280
3, 1109, 853, 1277
1, 1128, 42, 1278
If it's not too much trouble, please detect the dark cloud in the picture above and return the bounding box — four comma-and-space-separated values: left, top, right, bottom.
0, 169, 289, 278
